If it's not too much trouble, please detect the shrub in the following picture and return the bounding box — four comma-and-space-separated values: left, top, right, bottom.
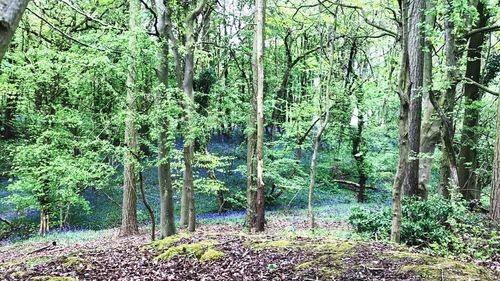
348, 196, 499, 259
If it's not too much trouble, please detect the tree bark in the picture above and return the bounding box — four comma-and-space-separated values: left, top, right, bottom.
391, 0, 410, 243
0, 0, 30, 62
246, 93, 257, 229
418, 0, 438, 196
155, 0, 175, 238
254, 0, 266, 232
404, 0, 424, 198
457, 1, 489, 201
120, 0, 140, 237
308, 34, 333, 229
491, 97, 500, 221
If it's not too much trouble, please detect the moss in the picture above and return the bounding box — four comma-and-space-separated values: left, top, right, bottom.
400, 261, 493, 281
294, 261, 314, 270
199, 249, 225, 262
253, 240, 292, 249
25, 256, 54, 268
150, 233, 191, 251
31, 276, 77, 281
11, 271, 27, 278
62, 256, 89, 268
155, 239, 218, 261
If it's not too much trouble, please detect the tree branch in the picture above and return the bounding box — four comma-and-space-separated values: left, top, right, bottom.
464, 77, 499, 96
465, 25, 500, 38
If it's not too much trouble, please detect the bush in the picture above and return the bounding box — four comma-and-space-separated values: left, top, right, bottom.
348, 196, 499, 259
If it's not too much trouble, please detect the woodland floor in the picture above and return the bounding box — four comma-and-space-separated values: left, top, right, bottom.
0, 214, 499, 281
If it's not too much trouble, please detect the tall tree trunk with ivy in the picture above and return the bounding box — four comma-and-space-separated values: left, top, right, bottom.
155, 0, 175, 238
254, 0, 266, 232
492, 98, 500, 221
120, 0, 140, 237
457, 1, 489, 202
404, 0, 424, 198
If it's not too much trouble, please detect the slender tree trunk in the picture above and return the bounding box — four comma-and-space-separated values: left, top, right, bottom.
246, 93, 257, 229
491, 97, 500, 221
391, 0, 410, 243
155, 0, 175, 238
352, 110, 366, 203
39, 208, 49, 236
404, 0, 425, 198
0, 0, 30, 62
458, 1, 489, 201
120, 0, 140, 237
254, 0, 266, 232
308, 53, 332, 230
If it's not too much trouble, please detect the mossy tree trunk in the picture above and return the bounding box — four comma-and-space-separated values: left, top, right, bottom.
391, 0, 410, 243
120, 0, 140, 237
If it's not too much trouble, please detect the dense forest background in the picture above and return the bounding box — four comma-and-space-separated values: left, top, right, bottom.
0, 0, 499, 264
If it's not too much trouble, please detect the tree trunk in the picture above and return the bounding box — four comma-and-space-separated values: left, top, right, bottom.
308, 49, 332, 229
155, 0, 175, 238
491, 97, 500, 221
418, 0, 438, 196
391, 0, 410, 243
458, 1, 489, 201
0, 0, 30, 62
352, 109, 366, 203
120, 0, 140, 237
254, 0, 266, 232
246, 93, 257, 229
39, 209, 49, 236
404, 0, 424, 198
436, 0, 461, 194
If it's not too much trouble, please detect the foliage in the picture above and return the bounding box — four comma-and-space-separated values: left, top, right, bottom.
348, 196, 500, 259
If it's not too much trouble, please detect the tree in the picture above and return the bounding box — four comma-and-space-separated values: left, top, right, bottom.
457, 1, 490, 202
404, 0, 424, 198
164, 0, 211, 232
391, 0, 410, 243
307, 40, 331, 229
0, 0, 30, 62
155, 0, 175, 239
120, 0, 140, 237
492, 98, 500, 221
253, 0, 265, 232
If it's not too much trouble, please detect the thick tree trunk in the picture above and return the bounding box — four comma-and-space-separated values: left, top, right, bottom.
155, 0, 175, 238
0, 0, 30, 62
436, 0, 460, 194
492, 98, 500, 221
120, 0, 140, 237
391, 0, 409, 243
404, 0, 424, 198
418, 0, 437, 196
458, 1, 488, 201
254, 0, 266, 232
